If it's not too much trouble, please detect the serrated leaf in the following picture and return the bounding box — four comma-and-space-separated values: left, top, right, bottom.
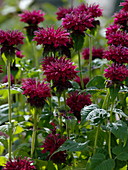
95, 159, 115, 170
112, 144, 128, 161
86, 109, 109, 126
81, 104, 99, 125
86, 76, 105, 89
107, 120, 128, 142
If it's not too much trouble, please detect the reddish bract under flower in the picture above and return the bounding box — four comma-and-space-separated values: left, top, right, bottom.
66, 91, 92, 121
104, 45, 128, 64
16, 50, 25, 58
22, 78, 51, 108
3, 157, 36, 170
41, 133, 67, 163
19, 10, 45, 25
104, 64, 128, 82
33, 27, 70, 48
82, 47, 104, 60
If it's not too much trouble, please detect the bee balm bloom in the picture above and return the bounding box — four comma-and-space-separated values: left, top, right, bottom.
22, 78, 51, 108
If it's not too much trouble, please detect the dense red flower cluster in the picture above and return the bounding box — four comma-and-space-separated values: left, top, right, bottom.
104, 64, 128, 82
104, 45, 128, 63
0, 30, 24, 46
22, 78, 51, 108
33, 27, 70, 48
0, 65, 3, 73
56, 7, 73, 20
3, 158, 36, 170
42, 56, 78, 92
66, 91, 92, 121
41, 133, 67, 163
114, 10, 128, 29
120, 0, 128, 11
19, 10, 45, 25
15, 50, 25, 58
82, 47, 104, 60
62, 3, 102, 33
74, 76, 89, 89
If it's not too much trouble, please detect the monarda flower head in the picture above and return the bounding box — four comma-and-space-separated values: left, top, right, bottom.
42, 56, 78, 93
82, 47, 104, 60
0, 30, 24, 59
104, 64, 128, 82
104, 45, 128, 64
19, 10, 45, 41
15, 50, 25, 58
120, 0, 128, 11
22, 78, 51, 108
66, 91, 92, 122
41, 133, 67, 164
3, 157, 36, 170
33, 27, 72, 57
106, 29, 128, 47
56, 7, 73, 20
114, 10, 128, 30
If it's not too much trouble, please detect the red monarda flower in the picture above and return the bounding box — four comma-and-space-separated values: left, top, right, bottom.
19, 10, 45, 25
114, 10, 128, 30
3, 157, 36, 170
62, 3, 102, 33
66, 91, 92, 121
33, 27, 70, 48
106, 29, 128, 47
22, 78, 51, 108
104, 45, 128, 64
104, 64, 128, 82
42, 56, 78, 92
41, 133, 67, 163
56, 7, 73, 20
82, 47, 104, 60
0, 30, 24, 57
120, 0, 128, 11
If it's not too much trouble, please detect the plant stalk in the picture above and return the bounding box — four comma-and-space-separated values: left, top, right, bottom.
7, 60, 12, 159
89, 37, 93, 79
78, 50, 84, 89
93, 125, 100, 155
31, 108, 38, 158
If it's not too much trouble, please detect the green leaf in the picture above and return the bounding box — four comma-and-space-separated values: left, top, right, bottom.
86, 76, 105, 89
56, 140, 89, 153
81, 104, 99, 125
0, 142, 5, 155
107, 120, 128, 142
86, 109, 110, 126
0, 156, 7, 166
113, 108, 128, 118
112, 144, 128, 161
94, 159, 115, 170
109, 85, 120, 102
71, 32, 85, 51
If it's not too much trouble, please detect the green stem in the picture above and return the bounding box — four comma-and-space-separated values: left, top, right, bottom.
78, 50, 84, 89
93, 125, 100, 155
7, 60, 12, 159
89, 37, 93, 79
32, 42, 38, 69
31, 108, 38, 158
63, 91, 66, 111
102, 89, 110, 110
108, 101, 114, 159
